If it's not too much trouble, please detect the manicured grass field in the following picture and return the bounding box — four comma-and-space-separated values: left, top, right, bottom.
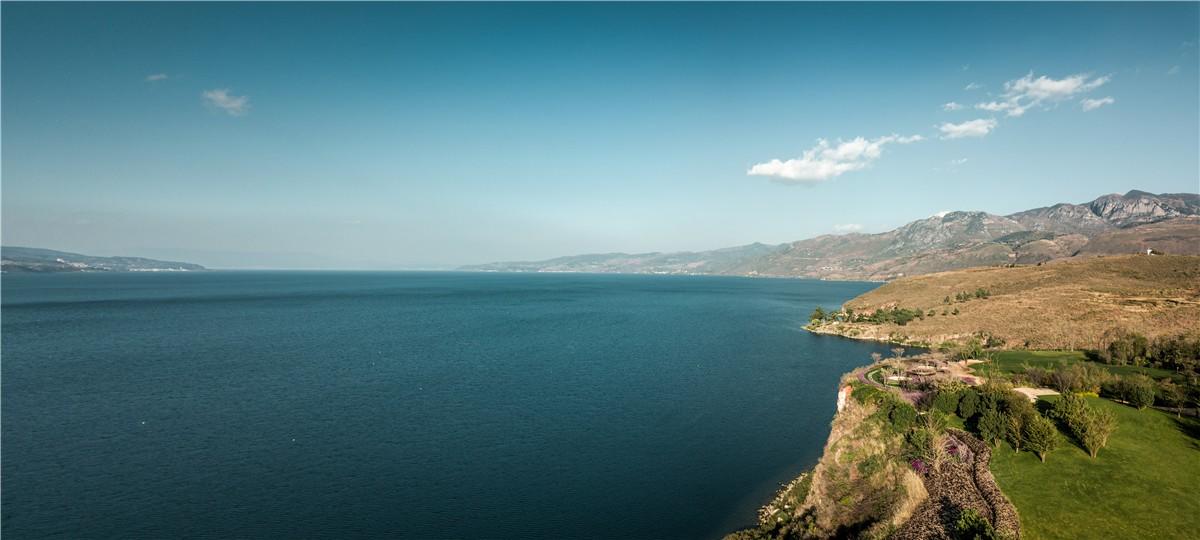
986, 350, 1180, 381
989, 396, 1200, 540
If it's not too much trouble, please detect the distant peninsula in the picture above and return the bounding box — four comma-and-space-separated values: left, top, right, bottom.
1, 246, 205, 273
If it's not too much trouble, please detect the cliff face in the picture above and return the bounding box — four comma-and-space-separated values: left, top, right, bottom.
726, 373, 1023, 540
726, 378, 927, 540
798, 391, 926, 538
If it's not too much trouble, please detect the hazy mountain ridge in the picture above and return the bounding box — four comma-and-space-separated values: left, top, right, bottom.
464, 242, 785, 275
1, 246, 206, 273
463, 190, 1200, 280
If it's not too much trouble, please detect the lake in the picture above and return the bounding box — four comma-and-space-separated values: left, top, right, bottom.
1, 271, 891, 539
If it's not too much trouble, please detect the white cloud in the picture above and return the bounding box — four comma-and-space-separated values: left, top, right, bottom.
145, 73, 168, 82
942, 101, 964, 111
950, 158, 968, 165
747, 134, 923, 183
934, 210, 951, 218
975, 100, 1026, 117
938, 118, 997, 139
1167, 65, 1181, 76
202, 88, 250, 116
833, 223, 864, 233
975, 72, 1109, 117
964, 82, 982, 91
1080, 96, 1115, 111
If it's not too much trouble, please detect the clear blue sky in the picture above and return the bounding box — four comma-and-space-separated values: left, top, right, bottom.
3, 2, 1198, 269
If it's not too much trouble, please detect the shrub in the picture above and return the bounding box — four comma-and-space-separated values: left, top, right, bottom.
1022, 413, 1059, 462
953, 508, 997, 540
978, 409, 1007, 448
933, 389, 962, 415
889, 401, 918, 431
958, 389, 979, 419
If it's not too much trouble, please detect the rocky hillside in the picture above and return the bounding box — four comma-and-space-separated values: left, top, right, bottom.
1, 246, 206, 273
807, 254, 1200, 350
464, 191, 1200, 280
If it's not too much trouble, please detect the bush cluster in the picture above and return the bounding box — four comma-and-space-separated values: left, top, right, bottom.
1100, 374, 1156, 410
931, 381, 1062, 463
1019, 359, 1198, 413
1099, 329, 1200, 374
943, 288, 991, 305
810, 306, 926, 326
1022, 362, 1112, 393
1050, 392, 1117, 458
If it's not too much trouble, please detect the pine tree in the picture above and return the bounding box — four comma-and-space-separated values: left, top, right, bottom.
1023, 414, 1059, 462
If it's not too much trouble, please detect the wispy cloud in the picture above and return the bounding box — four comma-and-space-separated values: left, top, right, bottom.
975, 72, 1109, 117
949, 158, 968, 166
747, 134, 923, 184
833, 223, 863, 233
145, 73, 169, 82
202, 88, 250, 116
1167, 65, 1181, 76
942, 102, 964, 111
1080, 96, 1115, 111
938, 118, 997, 139
964, 82, 982, 91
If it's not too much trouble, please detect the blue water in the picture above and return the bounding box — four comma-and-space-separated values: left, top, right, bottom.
2, 271, 892, 539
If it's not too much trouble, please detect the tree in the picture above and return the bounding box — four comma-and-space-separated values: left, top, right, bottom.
891, 347, 906, 358
870, 352, 883, 364
810, 306, 826, 322
978, 409, 1007, 448
1051, 392, 1088, 432
1101, 329, 1150, 366
1006, 410, 1030, 453
1157, 380, 1186, 417
1078, 408, 1117, 458
958, 389, 979, 419
1023, 414, 1059, 462
1120, 374, 1157, 410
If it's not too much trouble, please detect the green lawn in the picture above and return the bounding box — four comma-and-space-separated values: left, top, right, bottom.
989, 396, 1200, 540
985, 350, 1180, 381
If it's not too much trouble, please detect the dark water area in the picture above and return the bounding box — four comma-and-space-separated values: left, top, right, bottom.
2, 271, 894, 539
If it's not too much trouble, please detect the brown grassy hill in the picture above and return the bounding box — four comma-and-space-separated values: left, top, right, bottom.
810, 255, 1200, 350
1076, 216, 1200, 256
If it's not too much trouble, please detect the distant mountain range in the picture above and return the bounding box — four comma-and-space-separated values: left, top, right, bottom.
462, 190, 1200, 281
1, 247, 206, 273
